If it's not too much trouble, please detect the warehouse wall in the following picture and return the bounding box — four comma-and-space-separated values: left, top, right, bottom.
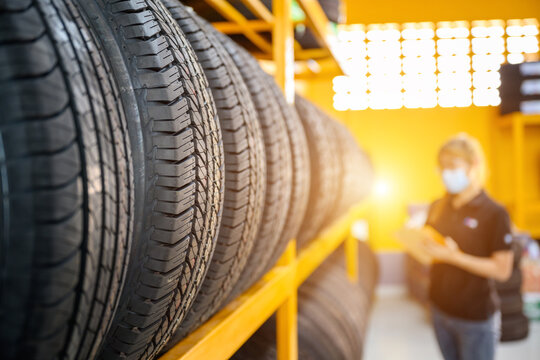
346, 0, 540, 24
297, 77, 540, 251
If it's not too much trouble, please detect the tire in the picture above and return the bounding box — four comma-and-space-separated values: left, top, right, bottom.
233, 240, 377, 360
262, 75, 311, 273
0, 1, 133, 359
319, 118, 344, 228
295, 95, 340, 247
74, 1, 225, 359
501, 313, 529, 342
500, 293, 524, 315
158, 2, 265, 343
330, 121, 374, 217
217, 35, 293, 295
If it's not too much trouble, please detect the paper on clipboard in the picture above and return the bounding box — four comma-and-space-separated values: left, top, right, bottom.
395, 226, 447, 265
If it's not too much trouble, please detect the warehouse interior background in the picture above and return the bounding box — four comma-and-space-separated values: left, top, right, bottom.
2, 0, 539, 359
294, 1, 540, 356
297, 0, 540, 253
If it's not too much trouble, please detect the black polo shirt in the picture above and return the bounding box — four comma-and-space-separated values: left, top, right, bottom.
426, 190, 512, 321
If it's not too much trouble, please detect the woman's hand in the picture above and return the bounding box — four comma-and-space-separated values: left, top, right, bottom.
421, 236, 460, 263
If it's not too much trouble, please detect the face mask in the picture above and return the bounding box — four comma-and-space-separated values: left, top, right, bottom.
441, 168, 471, 194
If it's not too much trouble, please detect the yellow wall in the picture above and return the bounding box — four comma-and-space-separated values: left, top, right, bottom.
346, 0, 540, 24
296, 77, 540, 251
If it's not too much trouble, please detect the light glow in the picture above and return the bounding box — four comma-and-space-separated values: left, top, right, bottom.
374, 179, 392, 198
333, 18, 540, 111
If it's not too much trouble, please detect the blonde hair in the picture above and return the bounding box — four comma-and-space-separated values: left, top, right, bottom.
438, 133, 487, 185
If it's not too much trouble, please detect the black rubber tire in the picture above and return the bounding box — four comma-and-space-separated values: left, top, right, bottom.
330, 121, 374, 217
158, 2, 266, 343
74, 1, 225, 359
0, 1, 134, 359
501, 313, 529, 342
233, 241, 378, 360
261, 75, 311, 274
496, 269, 523, 293
217, 35, 293, 295
295, 95, 340, 247
499, 293, 524, 315
319, 117, 345, 228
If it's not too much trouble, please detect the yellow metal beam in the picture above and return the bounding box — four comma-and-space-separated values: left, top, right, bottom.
239, 0, 274, 23
158, 206, 362, 360
203, 0, 272, 53
295, 0, 331, 48
295, 48, 331, 60
159, 261, 295, 360
295, 0, 344, 75
212, 20, 273, 33
273, 0, 295, 103
212, 20, 304, 34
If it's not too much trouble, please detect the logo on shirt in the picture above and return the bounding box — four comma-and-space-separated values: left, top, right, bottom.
463, 217, 478, 229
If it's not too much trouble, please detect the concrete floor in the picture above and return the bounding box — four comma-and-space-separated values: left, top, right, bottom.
364, 288, 540, 360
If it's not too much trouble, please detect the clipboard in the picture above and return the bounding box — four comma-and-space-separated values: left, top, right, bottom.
395, 226, 446, 265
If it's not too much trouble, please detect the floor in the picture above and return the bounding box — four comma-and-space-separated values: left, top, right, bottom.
364, 287, 540, 360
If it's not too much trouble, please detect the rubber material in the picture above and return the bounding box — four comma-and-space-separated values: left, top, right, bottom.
0, 0, 133, 359
295, 95, 340, 247
318, 117, 344, 229
158, 1, 265, 343
75, 1, 225, 359
331, 120, 374, 217
232, 241, 378, 360
262, 75, 311, 274
218, 34, 293, 296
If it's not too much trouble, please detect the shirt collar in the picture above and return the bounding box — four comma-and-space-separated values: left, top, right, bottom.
464, 190, 487, 208
444, 189, 486, 210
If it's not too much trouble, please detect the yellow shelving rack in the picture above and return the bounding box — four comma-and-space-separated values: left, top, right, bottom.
495, 113, 540, 238
158, 1, 352, 359
160, 207, 363, 360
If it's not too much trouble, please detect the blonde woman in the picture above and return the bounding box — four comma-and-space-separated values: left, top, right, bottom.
422, 133, 514, 360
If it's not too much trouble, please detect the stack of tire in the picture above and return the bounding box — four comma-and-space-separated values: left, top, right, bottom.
0, 1, 372, 360
496, 241, 530, 342
232, 241, 379, 360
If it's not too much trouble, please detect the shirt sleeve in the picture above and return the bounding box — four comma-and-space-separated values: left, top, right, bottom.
489, 207, 513, 254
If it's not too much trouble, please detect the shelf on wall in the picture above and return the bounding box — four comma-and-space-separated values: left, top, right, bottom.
159, 206, 363, 360
493, 112, 540, 239
496, 113, 540, 128
202, 0, 345, 78
156, 3, 361, 360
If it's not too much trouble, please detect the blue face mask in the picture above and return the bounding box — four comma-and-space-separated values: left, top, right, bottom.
441, 168, 471, 194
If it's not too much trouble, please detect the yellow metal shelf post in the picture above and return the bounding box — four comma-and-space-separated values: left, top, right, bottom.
494, 113, 540, 237
273, 0, 295, 103
345, 233, 359, 283
276, 242, 298, 360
